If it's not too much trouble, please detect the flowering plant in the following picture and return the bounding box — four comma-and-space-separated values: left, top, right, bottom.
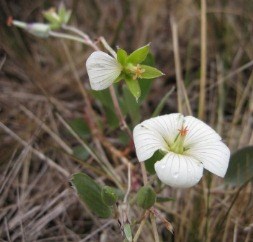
8, 4, 237, 241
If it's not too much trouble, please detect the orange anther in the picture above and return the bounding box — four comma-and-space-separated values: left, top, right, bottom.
178, 126, 188, 136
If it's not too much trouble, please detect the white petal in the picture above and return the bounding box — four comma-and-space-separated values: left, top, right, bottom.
183, 116, 230, 177
183, 116, 221, 147
154, 152, 203, 188
186, 141, 230, 177
86, 51, 122, 90
133, 113, 184, 161
133, 123, 167, 162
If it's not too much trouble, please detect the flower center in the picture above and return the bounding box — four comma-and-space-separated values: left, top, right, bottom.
169, 125, 188, 154
126, 64, 145, 80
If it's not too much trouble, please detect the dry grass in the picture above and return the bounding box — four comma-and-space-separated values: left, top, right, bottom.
0, 0, 253, 241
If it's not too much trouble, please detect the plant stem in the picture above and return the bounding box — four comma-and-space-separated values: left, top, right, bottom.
151, 213, 160, 242
133, 216, 147, 242
198, 0, 207, 119
49, 30, 86, 44
109, 85, 132, 139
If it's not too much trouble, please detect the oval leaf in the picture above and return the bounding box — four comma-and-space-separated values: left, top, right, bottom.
225, 146, 253, 186
71, 173, 112, 218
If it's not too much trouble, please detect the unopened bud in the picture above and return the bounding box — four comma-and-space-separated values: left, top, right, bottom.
12, 20, 50, 38
101, 186, 118, 206
26, 23, 50, 38
136, 186, 156, 209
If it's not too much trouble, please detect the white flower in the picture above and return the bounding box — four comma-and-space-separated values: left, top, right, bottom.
86, 51, 122, 90
133, 113, 230, 188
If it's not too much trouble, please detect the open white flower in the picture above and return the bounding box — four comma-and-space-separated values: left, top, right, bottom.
133, 113, 230, 188
86, 51, 122, 90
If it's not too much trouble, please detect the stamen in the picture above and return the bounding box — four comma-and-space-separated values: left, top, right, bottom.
133, 64, 145, 80
178, 125, 188, 136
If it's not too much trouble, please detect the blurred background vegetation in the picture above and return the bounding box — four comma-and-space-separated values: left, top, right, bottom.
0, 0, 252, 241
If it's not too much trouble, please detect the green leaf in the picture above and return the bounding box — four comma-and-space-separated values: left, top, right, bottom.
140, 65, 164, 79
122, 86, 141, 126
125, 77, 141, 101
71, 173, 112, 218
136, 186, 156, 209
123, 224, 132, 241
118, 131, 131, 146
225, 146, 253, 186
117, 49, 128, 65
152, 87, 175, 117
127, 44, 150, 64
69, 118, 90, 139
145, 150, 166, 174
156, 197, 175, 203
105, 107, 119, 129
91, 89, 113, 110
73, 146, 89, 160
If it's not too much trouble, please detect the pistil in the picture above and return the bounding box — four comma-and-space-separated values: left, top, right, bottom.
170, 125, 188, 154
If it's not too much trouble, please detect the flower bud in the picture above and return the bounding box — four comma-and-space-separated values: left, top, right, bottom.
101, 186, 118, 206
12, 20, 50, 38
136, 185, 156, 209
27, 23, 50, 38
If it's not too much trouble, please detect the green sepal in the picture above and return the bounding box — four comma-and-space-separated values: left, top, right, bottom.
71, 173, 112, 218
101, 186, 119, 206
42, 11, 60, 25
127, 44, 150, 64
117, 48, 128, 65
114, 73, 124, 83
125, 77, 141, 102
49, 23, 61, 30
58, 3, 72, 24
136, 185, 156, 209
140, 65, 164, 79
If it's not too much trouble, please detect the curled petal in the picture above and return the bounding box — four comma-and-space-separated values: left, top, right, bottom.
184, 116, 221, 146
154, 152, 203, 188
183, 116, 230, 177
186, 141, 230, 177
86, 51, 122, 90
133, 123, 167, 161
